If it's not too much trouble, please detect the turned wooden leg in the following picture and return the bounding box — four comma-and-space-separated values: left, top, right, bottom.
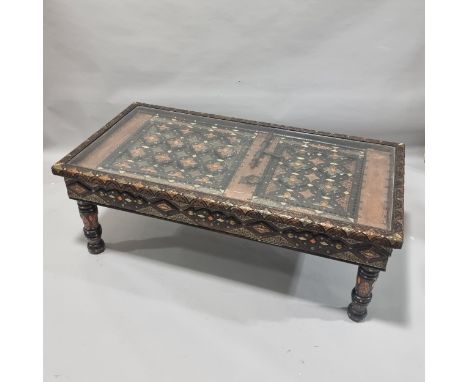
77, 201, 105, 254
347, 265, 380, 322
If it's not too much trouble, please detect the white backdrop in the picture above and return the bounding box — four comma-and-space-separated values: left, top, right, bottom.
44, 0, 424, 150
44, 1, 424, 381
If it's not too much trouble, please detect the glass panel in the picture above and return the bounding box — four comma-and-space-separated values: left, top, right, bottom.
70, 106, 395, 230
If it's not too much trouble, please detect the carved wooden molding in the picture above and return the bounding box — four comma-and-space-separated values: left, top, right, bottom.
66, 179, 391, 269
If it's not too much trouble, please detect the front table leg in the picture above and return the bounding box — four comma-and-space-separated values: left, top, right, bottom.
347, 265, 380, 322
77, 201, 105, 254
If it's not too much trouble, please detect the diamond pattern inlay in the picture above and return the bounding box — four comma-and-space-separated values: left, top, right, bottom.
249, 222, 276, 235
153, 200, 178, 215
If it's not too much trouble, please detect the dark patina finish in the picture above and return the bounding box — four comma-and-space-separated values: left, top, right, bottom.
52, 102, 405, 322
347, 266, 380, 322
77, 200, 105, 254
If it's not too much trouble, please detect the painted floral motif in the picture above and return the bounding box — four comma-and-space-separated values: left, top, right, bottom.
143, 134, 160, 145
192, 142, 208, 153
129, 147, 146, 158
205, 161, 225, 173
215, 146, 234, 158
167, 138, 185, 150
179, 157, 199, 169
154, 153, 173, 164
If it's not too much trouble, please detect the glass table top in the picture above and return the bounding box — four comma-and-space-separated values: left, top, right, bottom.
69, 106, 396, 230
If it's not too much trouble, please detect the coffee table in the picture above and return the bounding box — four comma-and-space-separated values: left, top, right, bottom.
51, 102, 405, 322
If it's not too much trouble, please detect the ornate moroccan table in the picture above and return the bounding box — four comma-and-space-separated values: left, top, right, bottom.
52, 102, 405, 322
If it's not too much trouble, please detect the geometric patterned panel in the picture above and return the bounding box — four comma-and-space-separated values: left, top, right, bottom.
254, 139, 366, 220
99, 115, 256, 193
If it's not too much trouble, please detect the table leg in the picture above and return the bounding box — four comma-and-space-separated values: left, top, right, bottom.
347, 265, 380, 322
77, 201, 105, 254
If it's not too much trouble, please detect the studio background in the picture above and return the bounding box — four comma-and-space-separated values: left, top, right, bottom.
44, 1, 424, 381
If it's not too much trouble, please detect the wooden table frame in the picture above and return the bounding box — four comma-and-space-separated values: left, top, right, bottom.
52, 102, 405, 322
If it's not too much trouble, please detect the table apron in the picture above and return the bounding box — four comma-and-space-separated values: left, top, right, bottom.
65, 180, 391, 271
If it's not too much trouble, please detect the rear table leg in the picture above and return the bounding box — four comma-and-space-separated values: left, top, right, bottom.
347, 265, 380, 322
77, 201, 105, 254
